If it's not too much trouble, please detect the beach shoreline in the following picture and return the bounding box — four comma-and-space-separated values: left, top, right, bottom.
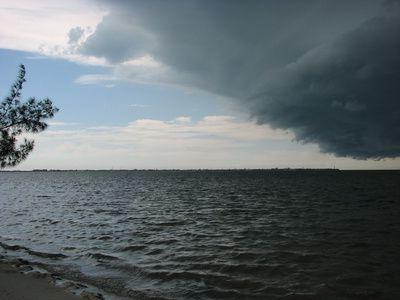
0, 259, 105, 300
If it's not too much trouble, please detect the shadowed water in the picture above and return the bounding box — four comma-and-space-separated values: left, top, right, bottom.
0, 170, 399, 299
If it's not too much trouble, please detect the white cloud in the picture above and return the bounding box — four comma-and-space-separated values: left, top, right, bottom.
74, 74, 118, 85
73, 54, 174, 87
16, 115, 294, 169
175, 116, 191, 123
129, 104, 149, 108
48, 121, 79, 126
15, 115, 400, 170
121, 55, 161, 68
0, 0, 107, 65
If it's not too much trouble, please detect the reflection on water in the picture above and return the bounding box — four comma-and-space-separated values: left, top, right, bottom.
0, 170, 399, 299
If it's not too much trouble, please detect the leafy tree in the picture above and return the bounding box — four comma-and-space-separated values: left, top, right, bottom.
0, 65, 58, 168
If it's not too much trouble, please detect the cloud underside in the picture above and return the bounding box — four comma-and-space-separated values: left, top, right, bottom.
75, 0, 399, 159
253, 15, 400, 159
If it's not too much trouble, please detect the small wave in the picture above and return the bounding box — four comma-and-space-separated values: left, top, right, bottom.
6, 222, 22, 226
105, 261, 147, 275
146, 249, 163, 255
231, 251, 265, 260
0, 241, 29, 251
231, 250, 327, 264
37, 218, 59, 224
335, 273, 366, 285
119, 245, 147, 252
145, 238, 178, 245
93, 209, 124, 216
145, 269, 266, 293
96, 235, 113, 241
171, 253, 219, 262
198, 287, 262, 300
93, 209, 108, 213
147, 220, 187, 227
146, 270, 231, 282
62, 246, 76, 251
188, 262, 284, 275
26, 249, 67, 259
0, 243, 66, 261
281, 292, 319, 299
256, 286, 288, 296
88, 252, 121, 261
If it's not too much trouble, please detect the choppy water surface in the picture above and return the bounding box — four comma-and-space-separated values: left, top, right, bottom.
0, 170, 399, 299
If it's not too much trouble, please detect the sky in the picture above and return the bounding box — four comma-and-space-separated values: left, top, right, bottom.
0, 0, 399, 170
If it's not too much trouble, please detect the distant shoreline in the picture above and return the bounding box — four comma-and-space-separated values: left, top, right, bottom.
2, 168, 399, 172
3, 168, 341, 172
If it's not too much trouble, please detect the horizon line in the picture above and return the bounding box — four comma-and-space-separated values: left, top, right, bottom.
2, 168, 400, 172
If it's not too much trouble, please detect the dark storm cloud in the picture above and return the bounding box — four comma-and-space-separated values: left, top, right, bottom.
251, 13, 400, 159
80, 15, 154, 62
78, 0, 400, 159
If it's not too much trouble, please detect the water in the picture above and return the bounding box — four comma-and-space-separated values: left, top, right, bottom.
0, 170, 399, 299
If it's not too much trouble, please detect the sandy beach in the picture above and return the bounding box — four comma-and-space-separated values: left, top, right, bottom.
0, 261, 82, 300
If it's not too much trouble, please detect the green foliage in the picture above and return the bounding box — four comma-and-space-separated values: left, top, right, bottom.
0, 64, 58, 168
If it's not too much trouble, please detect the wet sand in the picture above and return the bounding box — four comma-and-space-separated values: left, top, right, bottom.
0, 262, 81, 300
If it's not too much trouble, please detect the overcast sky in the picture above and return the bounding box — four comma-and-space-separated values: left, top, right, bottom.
0, 0, 399, 169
